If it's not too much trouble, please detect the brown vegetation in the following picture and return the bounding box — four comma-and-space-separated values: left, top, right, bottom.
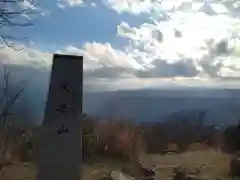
229, 156, 240, 178
0, 112, 239, 180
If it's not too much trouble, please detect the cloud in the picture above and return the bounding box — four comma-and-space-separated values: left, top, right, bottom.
56, 0, 96, 8
0, 42, 141, 81
2, 28, 240, 92
56, 0, 84, 8
0, 43, 144, 97
52, 0, 240, 20
52, 0, 240, 18
116, 3, 240, 80
0, 44, 52, 68
57, 43, 145, 78
104, 0, 231, 15
17, 0, 50, 17
104, 0, 209, 15
135, 58, 199, 78
58, 42, 143, 72
104, 0, 159, 14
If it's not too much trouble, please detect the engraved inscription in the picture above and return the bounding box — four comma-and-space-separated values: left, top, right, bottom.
60, 83, 71, 93
55, 103, 70, 113
57, 125, 69, 134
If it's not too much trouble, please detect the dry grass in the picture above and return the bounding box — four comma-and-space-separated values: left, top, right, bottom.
0, 118, 235, 180
140, 149, 231, 180
0, 149, 233, 180
0, 162, 37, 180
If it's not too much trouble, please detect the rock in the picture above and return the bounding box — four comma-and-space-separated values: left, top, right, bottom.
99, 173, 114, 180
140, 167, 155, 180
111, 171, 136, 180
121, 163, 156, 180
173, 167, 201, 180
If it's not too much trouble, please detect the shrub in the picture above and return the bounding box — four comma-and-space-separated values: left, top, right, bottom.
229, 156, 240, 178
222, 124, 240, 153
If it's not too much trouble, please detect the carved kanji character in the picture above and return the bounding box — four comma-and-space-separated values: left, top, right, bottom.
57, 125, 69, 134
55, 103, 69, 113
60, 83, 71, 93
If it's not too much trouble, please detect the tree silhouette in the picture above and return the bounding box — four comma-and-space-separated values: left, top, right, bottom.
0, 66, 25, 129
0, 0, 35, 50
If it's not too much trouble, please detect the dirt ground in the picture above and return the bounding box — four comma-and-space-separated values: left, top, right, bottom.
140, 149, 231, 180
0, 149, 233, 180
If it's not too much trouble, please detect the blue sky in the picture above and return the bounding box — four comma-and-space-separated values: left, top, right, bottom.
10, 0, 150, 50
2, 0, 240, 92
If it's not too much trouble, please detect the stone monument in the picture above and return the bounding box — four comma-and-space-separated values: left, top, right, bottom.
37, 54, 83, 180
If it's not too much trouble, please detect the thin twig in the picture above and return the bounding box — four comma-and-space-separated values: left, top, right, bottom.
0, 66, 25, 125
0, 86, 25, 122
0, 0, 35, 49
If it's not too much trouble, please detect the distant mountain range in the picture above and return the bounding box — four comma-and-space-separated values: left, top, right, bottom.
3, 84, 240, 127
83, 88, 240, 126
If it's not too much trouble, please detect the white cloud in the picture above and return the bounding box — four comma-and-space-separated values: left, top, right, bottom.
0, 42, 143, 80
2, 40, 240, 91
103, 0, 240, 19
0, 42, 141, 71
0, 44, 52, 68
0, 43, 141, 92
104, 0, 210, 15
103, 0, 190, 14
56, 0, 97, 8
17, 0, 49, 17
56, 0, 84, 8
104, 0, 157, 14
58, 42, 143, 71
116, 2, 240, 80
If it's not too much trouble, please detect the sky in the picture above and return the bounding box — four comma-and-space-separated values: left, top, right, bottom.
1, 0, 240, 91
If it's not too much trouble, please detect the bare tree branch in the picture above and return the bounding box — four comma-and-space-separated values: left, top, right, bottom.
0, 32, 27, 50
0, 0, 23, 2
0, 66, 25, 128
0, 65, 30, 167
0, 0, 36, 49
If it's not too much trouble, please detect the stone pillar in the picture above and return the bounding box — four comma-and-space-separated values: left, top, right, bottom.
37, 54, 83, 180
